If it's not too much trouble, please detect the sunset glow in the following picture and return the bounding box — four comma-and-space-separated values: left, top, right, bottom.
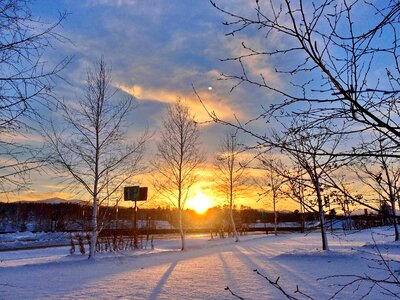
186, 191, 214, 214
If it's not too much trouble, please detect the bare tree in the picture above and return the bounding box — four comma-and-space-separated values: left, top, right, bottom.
284, 165, 308, 233
210, 1, 400, 155
269, 118, 345, 250
352, 138, 400, 241
255, 157, 311, 233
153, 99, 203, 251
214, 132, 248, 242
196, 1, 400, 239
0, 0, 68, 193
46, 59, 147, 259
255, 155, 287, 235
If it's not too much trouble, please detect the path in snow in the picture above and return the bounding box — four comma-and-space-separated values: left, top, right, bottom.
0, 229, 399, 299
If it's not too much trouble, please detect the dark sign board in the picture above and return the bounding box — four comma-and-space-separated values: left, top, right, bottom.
124, 186, 148, 201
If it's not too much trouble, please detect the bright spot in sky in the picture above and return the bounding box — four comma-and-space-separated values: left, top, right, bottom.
187, 191, 214, 214
208, 86, 213, 91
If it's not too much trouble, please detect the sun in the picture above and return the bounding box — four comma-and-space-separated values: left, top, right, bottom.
187, 191, 214, 214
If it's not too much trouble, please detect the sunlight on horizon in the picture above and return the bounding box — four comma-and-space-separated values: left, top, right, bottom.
186, 191, 214, 214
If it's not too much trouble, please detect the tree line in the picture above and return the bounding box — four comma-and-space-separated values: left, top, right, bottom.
0, 201, 331, 233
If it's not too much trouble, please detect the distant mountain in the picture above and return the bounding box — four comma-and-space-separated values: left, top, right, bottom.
18, 197, 86, 205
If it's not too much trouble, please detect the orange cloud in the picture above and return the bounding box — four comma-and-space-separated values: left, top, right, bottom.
116, 83, 245, 123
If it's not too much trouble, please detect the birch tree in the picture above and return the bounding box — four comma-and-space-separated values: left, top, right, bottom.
153, 99, 203, 251
46, 59, 147, 259
214, 132, 247, 242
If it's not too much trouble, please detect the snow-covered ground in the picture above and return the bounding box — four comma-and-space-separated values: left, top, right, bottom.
1, 228, 399, 299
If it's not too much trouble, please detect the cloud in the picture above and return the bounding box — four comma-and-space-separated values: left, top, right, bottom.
86, 0, 137, 7
2, 132, 43, 144
116, 83, 245, 123
53, 1, 272, 126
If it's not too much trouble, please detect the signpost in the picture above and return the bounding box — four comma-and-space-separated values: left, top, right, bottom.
124, 186, 148, 248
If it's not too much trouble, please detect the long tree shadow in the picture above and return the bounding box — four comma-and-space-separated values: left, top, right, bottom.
148, 261, 177, 299
218, 252, 235, 286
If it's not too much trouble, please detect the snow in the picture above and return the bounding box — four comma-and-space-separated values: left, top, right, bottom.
1, 228, 399, 299
0, 231, 70, 250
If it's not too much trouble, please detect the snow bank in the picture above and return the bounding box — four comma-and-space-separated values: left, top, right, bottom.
0, 231, 70, 250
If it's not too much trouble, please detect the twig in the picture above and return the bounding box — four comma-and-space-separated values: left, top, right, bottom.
253, 269, 313, 300
225, 286, 245, 300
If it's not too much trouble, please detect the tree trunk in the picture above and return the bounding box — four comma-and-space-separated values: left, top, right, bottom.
274, 202, 278, 236
382, 157, 400, 242
273, 190, 278, 236
89, 195, 97, 259
179, 204, 185, 250
315, 177, 329, 251
89, 122, 100, 260
229, 206, 239, 242
178, 174, 185, 250
270, 167, 278, 236
300, 200, 305, 233
386, 176, 399, 241
398, 199, 400, 213
230, 175, 239, 242
387, 184, 399, 241
390, 200, 399, 241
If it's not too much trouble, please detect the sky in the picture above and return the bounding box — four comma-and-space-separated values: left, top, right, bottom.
9, 0, 389, 212
10, 0, 280, 210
